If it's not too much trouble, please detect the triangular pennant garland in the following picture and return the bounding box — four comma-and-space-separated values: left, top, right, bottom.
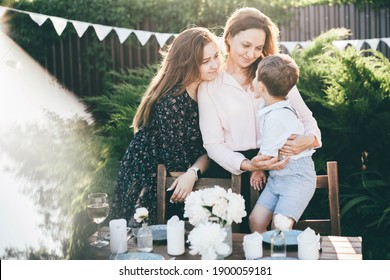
133, 30, 153, 46
155, 33, 173, 48
297, 41, 313, 49
114, 27, 132, 44
280, 41, 298, 54
332, 40, 350, 50
349, 39, 365, 50
29, 12, 48, 26
0, 6, 7, 17
50, 16, 67, 36
71, 20, 90, 38
1, 5, 389, 51
382, 38, 390, 49
92, 24, 112, 41
364, 38, 380, 50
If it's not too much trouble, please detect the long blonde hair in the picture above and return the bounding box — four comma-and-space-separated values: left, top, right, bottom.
223, 7, 280, 80
132, 27, 217, 132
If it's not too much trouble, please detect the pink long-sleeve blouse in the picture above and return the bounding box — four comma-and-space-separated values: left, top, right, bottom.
198, 71, 322, 175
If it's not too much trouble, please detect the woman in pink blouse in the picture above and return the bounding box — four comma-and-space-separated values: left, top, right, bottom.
198, 7, 321, 232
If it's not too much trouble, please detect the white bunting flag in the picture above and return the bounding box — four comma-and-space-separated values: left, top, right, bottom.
154, 32, 173, 48
280, 41, 298, 54
349, 39, 365, 51
381, 38, 390, 49
50, 16, 67, 36
0, 6, 7, 18
29, 12, 48, 26
297, 41, 313, 49
92, 24, 112, 41
332, 40, 349, 50
114, 27, 132, 44
365, 38, 380, 50
71, 20, 90, 38
133, 30, 152, 46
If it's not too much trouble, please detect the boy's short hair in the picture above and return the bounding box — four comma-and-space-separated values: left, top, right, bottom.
257, 54, 299, 98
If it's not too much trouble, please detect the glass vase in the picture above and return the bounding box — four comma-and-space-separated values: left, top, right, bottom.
270, 229, 286, 258
221, 224, 232, 257
137, 223, 153, 252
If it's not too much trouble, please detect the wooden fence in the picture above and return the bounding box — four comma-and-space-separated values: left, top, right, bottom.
41, 4, 390, 97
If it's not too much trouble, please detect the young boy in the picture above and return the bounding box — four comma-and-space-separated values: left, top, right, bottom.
249, 54, 317, 233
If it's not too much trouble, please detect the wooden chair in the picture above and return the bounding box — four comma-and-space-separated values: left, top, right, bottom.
156, 164, 241, 230
294, 161, 341, 236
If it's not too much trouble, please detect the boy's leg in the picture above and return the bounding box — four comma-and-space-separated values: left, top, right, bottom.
249, 204, 273, 233
273, 157, 316, 222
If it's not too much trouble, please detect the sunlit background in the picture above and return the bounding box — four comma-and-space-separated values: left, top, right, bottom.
0, 24, 92, 258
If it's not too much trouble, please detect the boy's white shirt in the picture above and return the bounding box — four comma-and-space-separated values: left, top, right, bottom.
257, 99, 315, 159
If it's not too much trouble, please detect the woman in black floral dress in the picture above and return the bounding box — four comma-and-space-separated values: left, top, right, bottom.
111, 27, 221, 226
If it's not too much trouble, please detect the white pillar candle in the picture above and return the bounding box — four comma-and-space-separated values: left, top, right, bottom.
297, 227, 320, 260
109, 219, 128, 254
298, 240, 319, 260
243, 232, 263, 260
167, 215, 185, 256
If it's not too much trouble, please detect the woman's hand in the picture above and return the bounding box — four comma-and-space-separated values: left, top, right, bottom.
250, 154, 289, 171
279, 134, 316, 156
167, 171, 197, 202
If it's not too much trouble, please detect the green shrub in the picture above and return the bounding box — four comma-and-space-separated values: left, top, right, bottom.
83, 65, 158, 161
292, 28, 390, 259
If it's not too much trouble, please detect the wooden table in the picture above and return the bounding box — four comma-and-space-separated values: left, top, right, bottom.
84, 227, 362, 260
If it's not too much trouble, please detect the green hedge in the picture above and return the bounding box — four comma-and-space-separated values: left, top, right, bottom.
291, 28, 390, 259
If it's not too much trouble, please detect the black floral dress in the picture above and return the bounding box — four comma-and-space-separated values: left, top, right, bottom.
110, 86, 206, 226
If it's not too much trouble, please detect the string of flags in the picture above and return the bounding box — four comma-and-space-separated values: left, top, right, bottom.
1, 5, 389, 54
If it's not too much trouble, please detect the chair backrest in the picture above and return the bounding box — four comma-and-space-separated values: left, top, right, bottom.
294, 161, 341, 236
156, 164, 241, 229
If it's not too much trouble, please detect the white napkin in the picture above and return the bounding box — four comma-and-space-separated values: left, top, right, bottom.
274, 214, 293, 231
167, 215, 185, 256
242, 232, 263, 259
109, 219, 128, 254
297, 227, 321, 260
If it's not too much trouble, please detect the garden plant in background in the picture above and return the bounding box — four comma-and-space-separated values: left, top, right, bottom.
291, 28, 390, 259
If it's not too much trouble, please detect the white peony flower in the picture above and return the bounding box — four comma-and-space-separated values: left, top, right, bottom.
134, 207, 149, 223
212, 197, 228, 221
184, 192, 210, 226
188, 222, 230, 260
225, 189, 247, 224
202, 186, 226, 207
184, 186, 246, 227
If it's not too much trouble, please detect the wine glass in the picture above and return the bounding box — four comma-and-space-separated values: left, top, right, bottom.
87, 193, 110, 248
